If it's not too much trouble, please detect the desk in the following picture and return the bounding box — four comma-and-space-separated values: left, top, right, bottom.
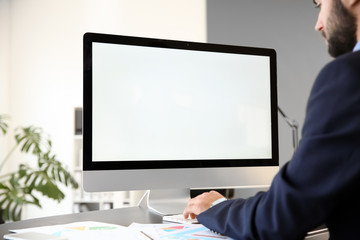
0, 206, 329, 239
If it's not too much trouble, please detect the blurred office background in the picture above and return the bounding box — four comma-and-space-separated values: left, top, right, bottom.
0, 0, 330, 220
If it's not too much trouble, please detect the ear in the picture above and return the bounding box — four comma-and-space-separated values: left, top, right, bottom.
345, 0, 360, 7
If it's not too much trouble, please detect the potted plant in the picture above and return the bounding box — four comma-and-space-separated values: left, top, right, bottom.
0, 114, 78, 222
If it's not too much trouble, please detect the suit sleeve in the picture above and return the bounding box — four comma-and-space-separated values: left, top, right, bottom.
197, 52, 360, 240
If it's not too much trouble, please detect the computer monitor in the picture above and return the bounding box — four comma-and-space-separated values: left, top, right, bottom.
83, 32, 279, 215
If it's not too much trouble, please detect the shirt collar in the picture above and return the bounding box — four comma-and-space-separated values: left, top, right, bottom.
353, 40, 360, 52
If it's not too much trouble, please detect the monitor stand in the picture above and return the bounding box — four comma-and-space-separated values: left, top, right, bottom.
137, 189, 190, 215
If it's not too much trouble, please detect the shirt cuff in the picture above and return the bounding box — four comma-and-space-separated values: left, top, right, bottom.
211, 197, 227, 208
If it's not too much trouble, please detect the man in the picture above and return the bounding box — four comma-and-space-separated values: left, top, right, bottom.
183, 0, 360, 239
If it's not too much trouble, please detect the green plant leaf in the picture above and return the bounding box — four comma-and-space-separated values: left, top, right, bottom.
15, 126, 50, 157
0, 174, 41, 221
38, 153, 79, 189
18, 165, 27, 178
0, 115, 9, 135
36, 180, 65, 201
1, 118, 78, 222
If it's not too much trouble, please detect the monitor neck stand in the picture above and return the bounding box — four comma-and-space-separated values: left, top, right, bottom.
137, 188, 190, 216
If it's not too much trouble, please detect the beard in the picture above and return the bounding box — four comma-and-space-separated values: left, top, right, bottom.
325, 0, 357, 57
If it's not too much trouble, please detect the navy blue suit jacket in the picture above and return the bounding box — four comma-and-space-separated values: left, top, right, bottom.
198, 51, 360, 240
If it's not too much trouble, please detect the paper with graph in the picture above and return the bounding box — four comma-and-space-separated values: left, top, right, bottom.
129, 222, 234, 240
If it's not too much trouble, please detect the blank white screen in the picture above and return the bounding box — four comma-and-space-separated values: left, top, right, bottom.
92, 42, 272, 161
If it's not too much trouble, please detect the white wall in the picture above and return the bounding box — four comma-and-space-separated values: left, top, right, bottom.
0, 0, 10, 113
6, 0, 206, 220
0, 0, 10, 159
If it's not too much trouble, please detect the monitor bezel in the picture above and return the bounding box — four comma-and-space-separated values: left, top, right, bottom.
83, 32, 278, 171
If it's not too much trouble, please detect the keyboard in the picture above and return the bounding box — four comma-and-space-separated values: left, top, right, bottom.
162, 214, 199, 224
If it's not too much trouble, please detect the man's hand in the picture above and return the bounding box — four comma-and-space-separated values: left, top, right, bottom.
183, 191, 225, 219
